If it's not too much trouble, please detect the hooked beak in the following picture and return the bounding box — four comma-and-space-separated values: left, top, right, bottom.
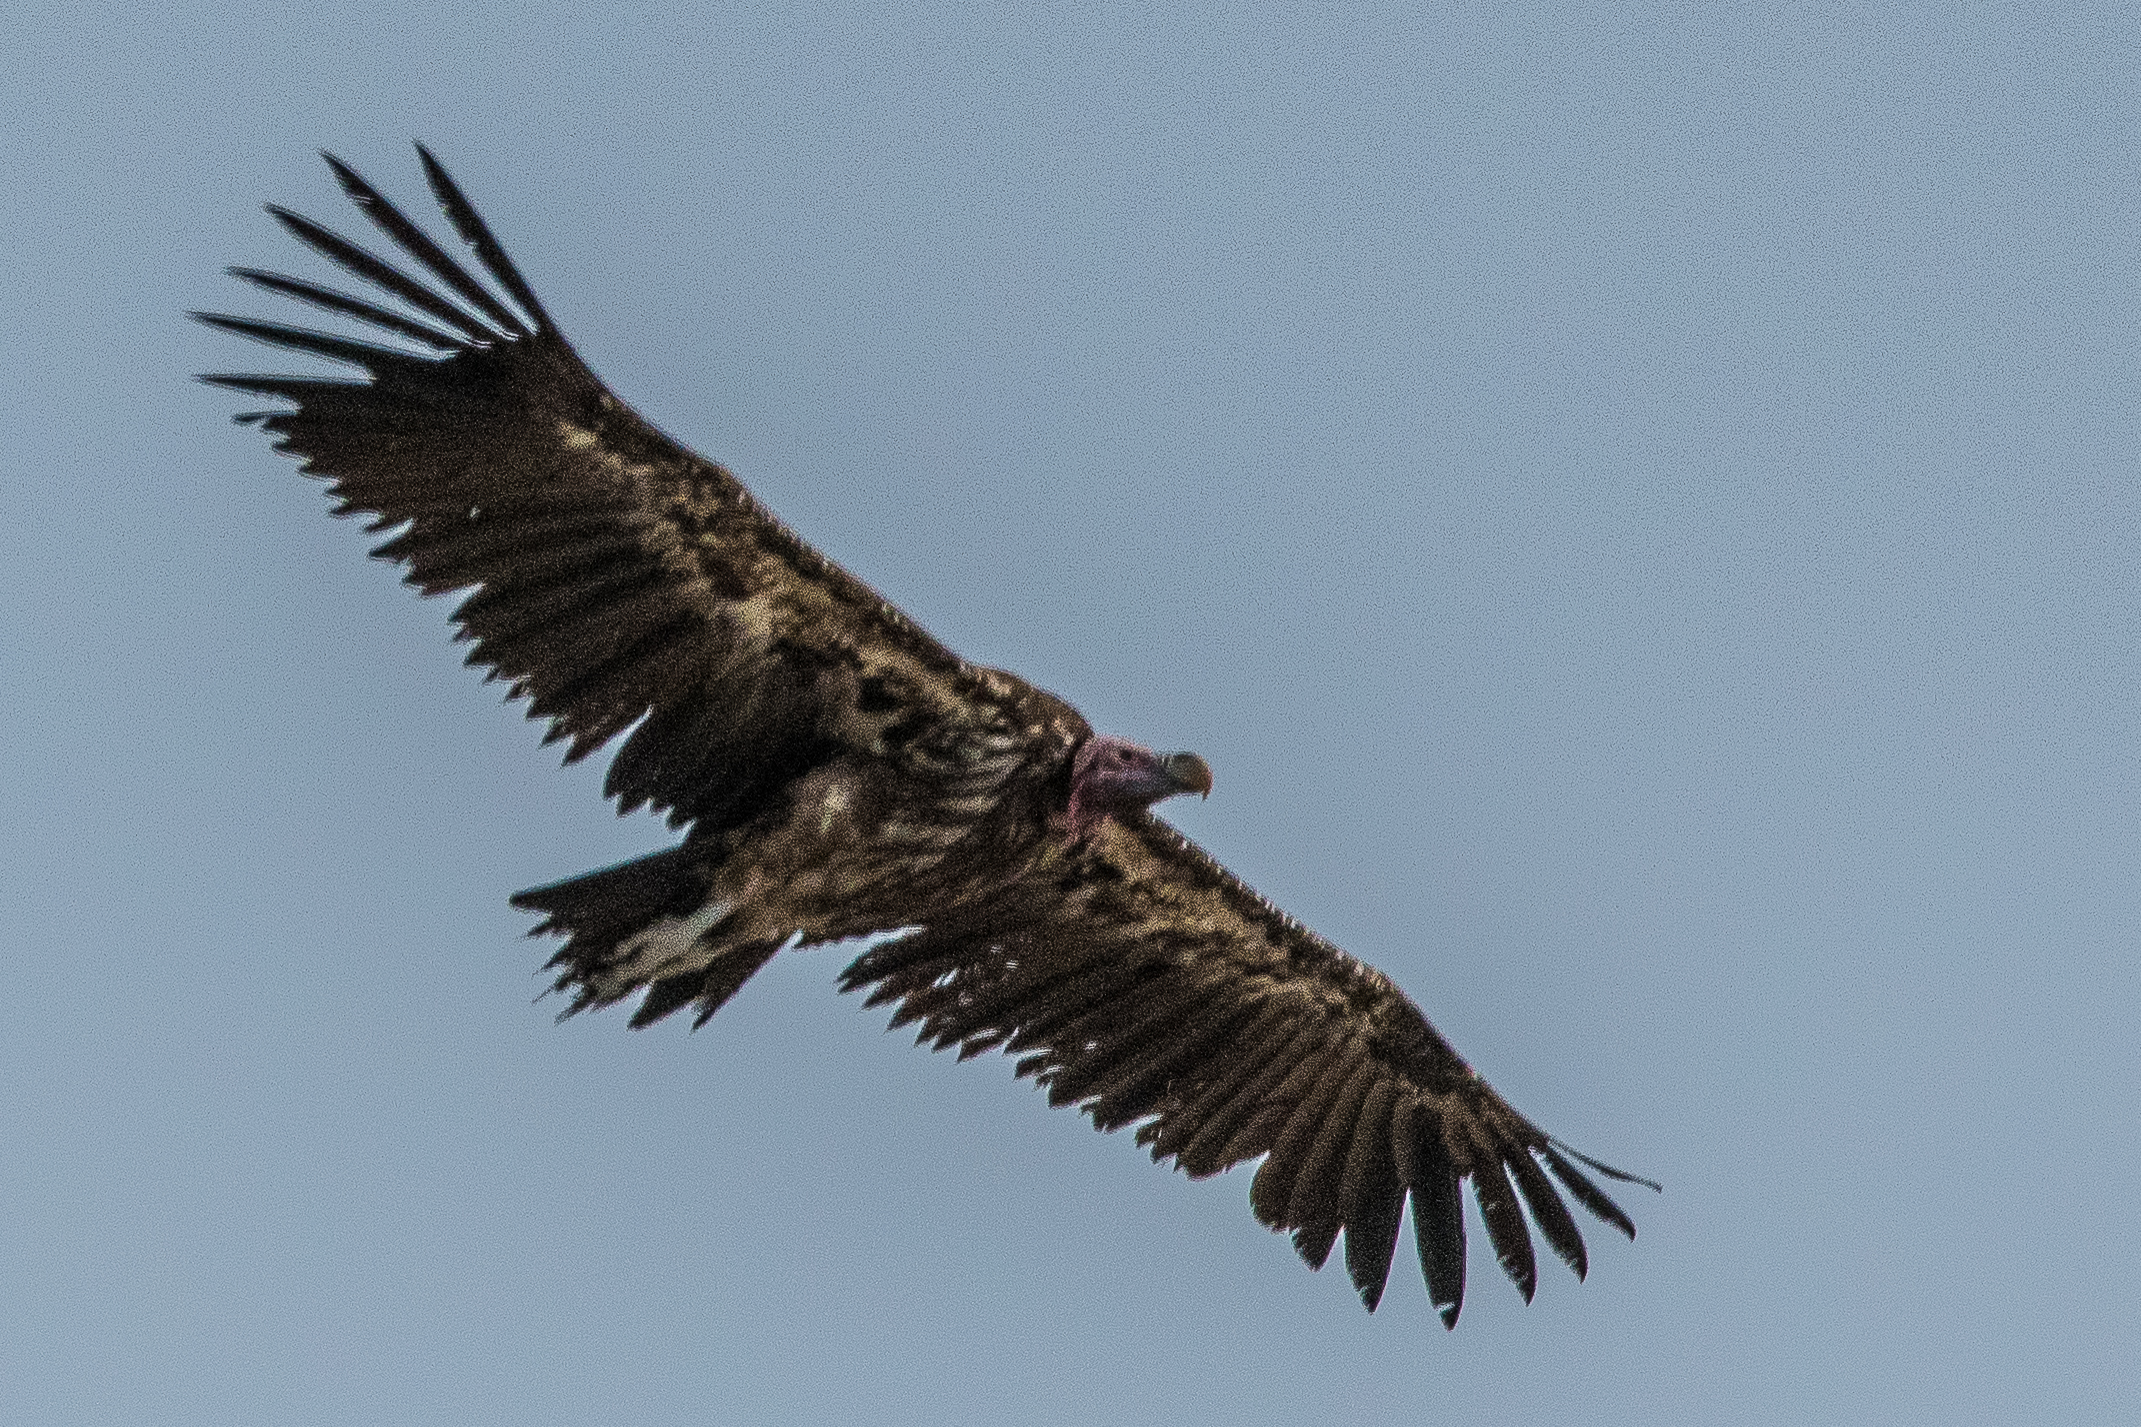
1160, 751, 1214, 799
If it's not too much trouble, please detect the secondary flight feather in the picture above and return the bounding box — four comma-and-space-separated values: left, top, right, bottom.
199, 146, 1655, 1327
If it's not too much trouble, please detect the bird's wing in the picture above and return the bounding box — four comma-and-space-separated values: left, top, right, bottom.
839, 811, 1652, 1325
199, 146, 1036, 837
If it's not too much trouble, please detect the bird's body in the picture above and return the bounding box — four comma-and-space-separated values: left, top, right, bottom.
200, 146, 1652, 1327
525, 669, 1092, 1024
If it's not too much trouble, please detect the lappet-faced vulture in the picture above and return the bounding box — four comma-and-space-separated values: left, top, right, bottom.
199, 146, 1656, 1327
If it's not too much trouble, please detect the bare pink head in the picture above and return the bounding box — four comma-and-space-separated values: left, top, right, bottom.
1066, 735, 1213, 835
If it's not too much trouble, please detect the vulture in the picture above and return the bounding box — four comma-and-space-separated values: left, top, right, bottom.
198, 146, 1655, 1328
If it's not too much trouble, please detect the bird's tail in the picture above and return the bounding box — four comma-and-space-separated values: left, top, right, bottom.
513, 846, 782, 1029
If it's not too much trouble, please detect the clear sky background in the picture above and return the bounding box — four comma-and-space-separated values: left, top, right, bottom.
5, 4, 2136, 1423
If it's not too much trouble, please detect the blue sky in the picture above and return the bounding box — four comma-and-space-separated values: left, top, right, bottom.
5, 4, 2136, 1422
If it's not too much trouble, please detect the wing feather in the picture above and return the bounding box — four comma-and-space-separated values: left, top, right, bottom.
1085, 998, 1264, 1133
1282, 1059, 1380, 1272
1173, 1023, 1326, 1178
844, 810, 1648, 1320
412, 144, 559, 334
1509, 1141, 1590, 1280
1542, 1145, 1641, 1242
385, 518, 648, 599
263, 202, 501, 343
1282, 1058, 1378, 1237
201, 148, 1048, 830
992, 959, 1172, 1053
1216, 1038, 1340, 1170
1336, 1079, 1397, 1224
1036, 976, 1220, 1109
1468, 1152, 1539, 1304
1337, 1088, 1405, 1310
1248, 1052, 1356, 1230
1135, 997, 1299, 1158
1401, 1103, 1469, 1328
191, 312, 438, 376
320, 152, 532, 337
225, 268, 466, 350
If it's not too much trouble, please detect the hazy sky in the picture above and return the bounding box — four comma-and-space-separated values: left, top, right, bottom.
6, 4, 2137, 1423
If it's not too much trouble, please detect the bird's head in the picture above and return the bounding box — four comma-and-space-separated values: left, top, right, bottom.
1066, 734, 1213, 836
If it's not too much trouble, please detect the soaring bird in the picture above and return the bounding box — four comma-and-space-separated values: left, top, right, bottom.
198, 146, 1654, 1327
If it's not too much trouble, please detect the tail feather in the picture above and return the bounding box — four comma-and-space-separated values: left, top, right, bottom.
512, 844, 708, 942
633, 939, 784, 1030
513, 846, 778, 1025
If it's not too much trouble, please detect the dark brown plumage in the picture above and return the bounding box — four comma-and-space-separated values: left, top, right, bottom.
199, 146, 1655, 1328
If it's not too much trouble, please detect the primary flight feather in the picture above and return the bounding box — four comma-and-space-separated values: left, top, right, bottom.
199, 145, 1654, 1327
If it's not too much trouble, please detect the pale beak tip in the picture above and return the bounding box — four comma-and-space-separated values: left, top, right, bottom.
1162, 751, 1214, 800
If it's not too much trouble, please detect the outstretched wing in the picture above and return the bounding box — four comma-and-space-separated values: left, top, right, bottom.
198, 146, 1030, 837
840, 813, 1653, 1326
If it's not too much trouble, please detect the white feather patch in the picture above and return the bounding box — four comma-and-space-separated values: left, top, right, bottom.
604, 899, 733, 991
